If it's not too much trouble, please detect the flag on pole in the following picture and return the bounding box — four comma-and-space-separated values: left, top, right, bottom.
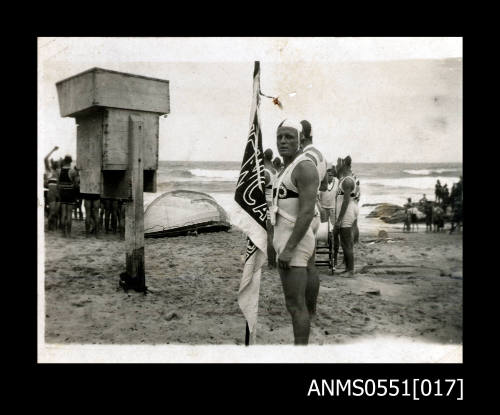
234, 61, 268, 345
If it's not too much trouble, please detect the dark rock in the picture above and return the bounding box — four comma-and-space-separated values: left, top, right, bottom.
366, 203, 403, 219
378, 230, 389, 239
165, 312, 181, 321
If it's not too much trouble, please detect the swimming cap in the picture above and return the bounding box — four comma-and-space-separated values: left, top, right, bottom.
278, 119, 303, 136
300, 120, 312, 139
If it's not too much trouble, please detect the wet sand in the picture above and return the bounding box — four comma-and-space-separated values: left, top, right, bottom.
43, 218, 462, 346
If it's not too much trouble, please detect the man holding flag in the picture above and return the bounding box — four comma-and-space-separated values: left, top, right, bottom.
270, 119, 319, 345
234, 62, 268, 345
235, 62, 319, 345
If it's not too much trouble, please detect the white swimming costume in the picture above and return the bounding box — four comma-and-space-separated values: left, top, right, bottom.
302, 144, 328, 189
264, 167, 277, 204
335, 176, 359, 228
272, 154, 317, 267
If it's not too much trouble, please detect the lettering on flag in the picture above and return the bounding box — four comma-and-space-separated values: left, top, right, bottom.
235, 61, 268, 345
235, 111, 267, 230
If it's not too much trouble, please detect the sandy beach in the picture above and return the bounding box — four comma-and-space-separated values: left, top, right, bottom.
43, 218, 462, 346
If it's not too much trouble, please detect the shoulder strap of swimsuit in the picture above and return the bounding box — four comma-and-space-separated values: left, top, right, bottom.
272, 154, 313, 206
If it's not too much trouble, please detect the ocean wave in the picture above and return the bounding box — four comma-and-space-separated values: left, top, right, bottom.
159, 167, 240, 181
403, 168, 461, 176
189, 168, 240, 181
160, 168, 194, 178
362, 176, 460, 190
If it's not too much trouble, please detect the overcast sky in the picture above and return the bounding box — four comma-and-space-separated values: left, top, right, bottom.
38, 37, 462, 163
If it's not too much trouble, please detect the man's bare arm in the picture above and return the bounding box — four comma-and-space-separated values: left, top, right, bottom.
264, 169, 271, 187
283, 161, 319, 252
319, 170, 328, 192
44, 146, 59, 171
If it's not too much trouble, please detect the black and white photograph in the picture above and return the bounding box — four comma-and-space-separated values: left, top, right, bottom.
37, 37, 462, 363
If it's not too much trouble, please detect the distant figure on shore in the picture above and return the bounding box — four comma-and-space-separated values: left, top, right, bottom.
271, 119, 319, 345
435, 180, 442, 204
419, 193, 427, 205
334, 156, 359, 277
403, 198, 412, 232
409, 206, 419, 232
449, 199, 462, 234
263, 148, 278, 268
72, 166, 83, 221
273, 157, 283, 172
442, 184, 450, 208
433, 204, 445, 232
424, 200, 434, 232
58, 155, 77, 237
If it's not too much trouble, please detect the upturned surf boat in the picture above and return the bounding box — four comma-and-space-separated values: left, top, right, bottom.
144, 190, 231, 237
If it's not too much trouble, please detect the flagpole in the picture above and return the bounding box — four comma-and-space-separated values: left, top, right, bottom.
236, 60, 267, 347
245, 322, 250, 346
245, 61, 259, 347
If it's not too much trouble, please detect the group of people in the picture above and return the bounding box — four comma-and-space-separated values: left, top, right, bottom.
262, 119, 360, 345
43, 146, 125, 238
403, 176, 463, 234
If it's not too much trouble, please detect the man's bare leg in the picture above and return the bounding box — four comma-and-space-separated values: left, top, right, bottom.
305, 251, 319, 320
93, 199, 101, 236
84, 199, 92, 235
279, 266, 310, 345
266, 219, 276, 268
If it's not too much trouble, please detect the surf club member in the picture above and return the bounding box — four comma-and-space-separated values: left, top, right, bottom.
403, 198, 412, 232
44, 146, 59, 215
72, 166, 83, 221
299, 120, 328, 318
46, 172, 60, 231
273, 157, 283, 172
425, 200, 434, 232
271, 119, 319, 345
58, 155, 77, 237
334, 156, 359, 277
435, 180, 442, 204
100, 198, 120, 234
351, 164, 361, 245
318, 164, 339, 225
82, 193, 100, 236
263, 148, 278, 268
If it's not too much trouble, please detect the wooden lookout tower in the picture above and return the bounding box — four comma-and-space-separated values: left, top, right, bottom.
56, 67, 170, 291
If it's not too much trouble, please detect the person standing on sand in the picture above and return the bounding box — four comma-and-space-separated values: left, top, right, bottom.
81, 193, 101, 236
403, 198, 412, 232
351, 166, 361, 245
271, 119, 319, 345
442, 184, 450, 208
435, 180, 442, 204
300, 120, 328, 320
320, 165, 341, 272
263, 148, 278, 268
72, 166, 83, 221
334, 156, 359, 277
433, 204, 444, 232
58, 155, 77, 237
318, 164, 338, 225
273, 156, 283, 172
419, 194, 427, 206
44, 146, 60, 221
425, 200, 434, 232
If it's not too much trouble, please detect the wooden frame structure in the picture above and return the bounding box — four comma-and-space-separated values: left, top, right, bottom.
56, 67, 170, 291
